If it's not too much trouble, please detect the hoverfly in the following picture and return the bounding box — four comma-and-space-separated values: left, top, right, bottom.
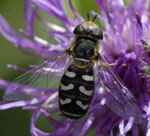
4, 15, 142, 124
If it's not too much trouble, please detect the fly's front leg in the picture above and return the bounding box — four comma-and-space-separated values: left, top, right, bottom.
66, 38, 76, 57
66, 48, 73, 55
101, 62, 118, 67
92, 52, 101, 61
99, 57, 126, 67
93, 53, 126, 68
105, 63, 127, 67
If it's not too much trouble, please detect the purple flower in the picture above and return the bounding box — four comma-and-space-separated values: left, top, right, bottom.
0, 0, 150, 136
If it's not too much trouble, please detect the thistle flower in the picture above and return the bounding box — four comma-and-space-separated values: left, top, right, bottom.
0, 0, 150, 136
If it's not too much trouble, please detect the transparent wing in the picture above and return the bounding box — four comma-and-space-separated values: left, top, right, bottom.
95, 55, 142, 124
4, 50, 72, 101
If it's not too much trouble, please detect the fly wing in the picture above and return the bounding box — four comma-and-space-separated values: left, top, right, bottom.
95, 56, 142, 124
4, 50, 72, 101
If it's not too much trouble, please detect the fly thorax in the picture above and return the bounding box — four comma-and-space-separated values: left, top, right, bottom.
73, 38, 96, 60
73, 58, 91, 69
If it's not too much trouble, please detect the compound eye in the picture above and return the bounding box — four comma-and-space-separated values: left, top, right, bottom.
92, 28, 103, 40
73, 24, 84, 34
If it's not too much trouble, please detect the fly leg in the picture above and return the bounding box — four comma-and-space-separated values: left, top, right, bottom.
100, 61, 126, 67
94, 53, 126, 67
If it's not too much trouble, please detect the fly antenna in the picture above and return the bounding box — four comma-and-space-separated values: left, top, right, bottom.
87, 13, 90, 21
92, 15, 97, 22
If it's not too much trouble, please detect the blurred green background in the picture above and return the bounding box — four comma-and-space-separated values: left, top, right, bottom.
0, 0, 100, 135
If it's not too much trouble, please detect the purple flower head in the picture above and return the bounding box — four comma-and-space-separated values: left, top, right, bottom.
0, 0, 150, 136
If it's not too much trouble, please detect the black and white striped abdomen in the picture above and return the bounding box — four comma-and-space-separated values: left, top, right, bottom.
59, 64, 94, 119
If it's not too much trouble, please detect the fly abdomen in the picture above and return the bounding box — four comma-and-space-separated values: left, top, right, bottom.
59, 64, 94, 119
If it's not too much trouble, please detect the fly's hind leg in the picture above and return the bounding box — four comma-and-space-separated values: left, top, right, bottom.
99, 79, 107, 92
